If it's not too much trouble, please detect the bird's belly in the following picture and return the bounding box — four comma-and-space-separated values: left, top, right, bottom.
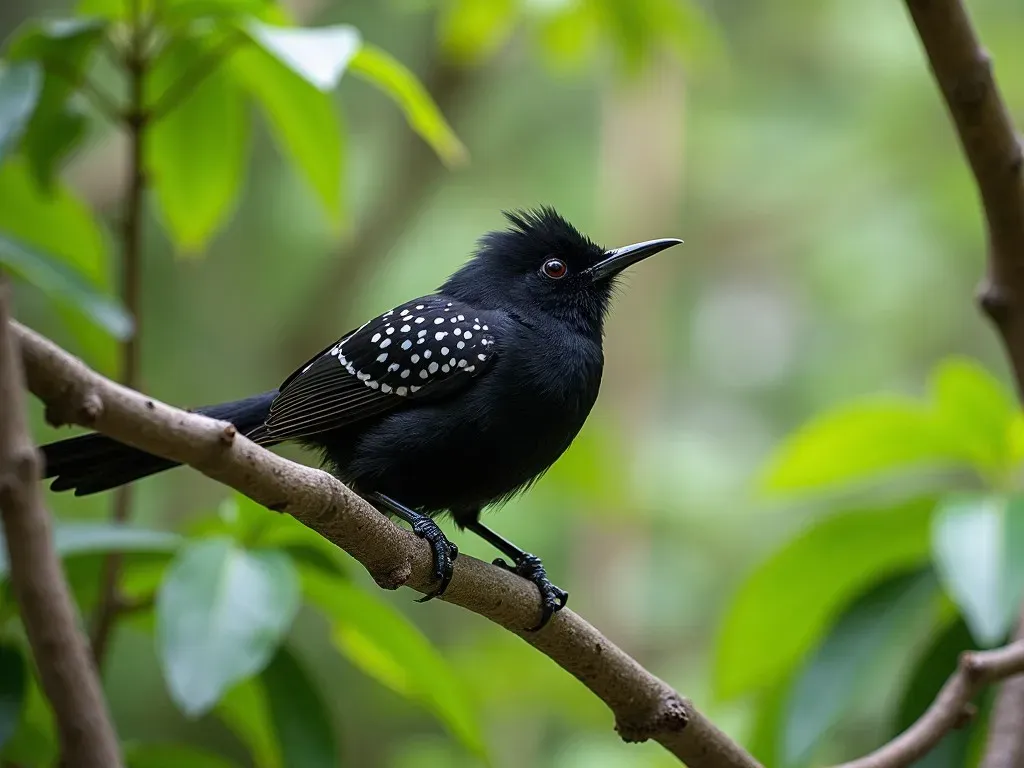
344, 401, 588, 514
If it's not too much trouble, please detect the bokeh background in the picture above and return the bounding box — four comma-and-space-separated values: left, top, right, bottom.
5, 0, 1024, 766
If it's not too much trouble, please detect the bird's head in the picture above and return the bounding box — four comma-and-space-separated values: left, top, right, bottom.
440, 207, 682, 334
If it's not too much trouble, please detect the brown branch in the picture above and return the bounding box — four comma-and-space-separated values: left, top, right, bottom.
900, 1, 1024, 765
980, 610, 1024, 768
902, 0, 1024, 391
0, 283, 122, 767
831, 642, 1024, 768
91, 10, 149, 671
14, 319, 759, 768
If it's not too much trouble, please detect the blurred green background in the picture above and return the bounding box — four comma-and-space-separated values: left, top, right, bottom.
4, 0, 1024, 766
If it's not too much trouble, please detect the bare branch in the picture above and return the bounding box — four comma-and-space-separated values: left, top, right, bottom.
14, 319, 759, 768
902, 0, 1024, 392
90, 17, 150, 669
980, 610, 1024, 768
0, 284, 122, 767
900, 1, 1024, 764
832, 642, 1024, 768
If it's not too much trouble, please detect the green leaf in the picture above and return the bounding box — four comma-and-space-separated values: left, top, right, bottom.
262, 645, 338, 768
0, 233, 132, 339
0, 670, 55, 765
163, 0, 282, 25
229, 41, 343, 221
713, 497, 935, 701
0, 157, 118, 368
0, 62, 42, 164
931, 357, 1018, 475
156, 538, 301, 716
760, 398, 960, 493
301, 568, 487, 759
216, 677, 282, 768
931, 493, 1024, 646
781, 569, 940, 766
0, 646, 27, 749
6, 18, 108, 187
6, 18, 107, 70
745, 682, 788, 768
349, 45, 467, 168
244, 22, 361, 91
0, 521, 180, 578
437, 0, 517, 65
762, 358, 1020, 495
146, 37, 248, 254
125, 743, 240, 768
894, 618, 976, 767
216, 493, 349, 575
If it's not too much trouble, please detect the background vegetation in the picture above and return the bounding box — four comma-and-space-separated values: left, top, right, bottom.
3, 0, 1024, 765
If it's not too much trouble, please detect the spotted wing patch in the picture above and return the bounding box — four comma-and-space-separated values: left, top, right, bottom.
262, 296, 497, 441
334, 297, 496, 397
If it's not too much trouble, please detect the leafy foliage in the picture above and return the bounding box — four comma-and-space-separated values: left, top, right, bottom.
155, 537, 301, 715
714, 498, 934, 700
0, 0, 462, 332
302, 567, 487, 759
0, 645, 27, 750
6, 0, 1018, 764
721, 356, 1024, 762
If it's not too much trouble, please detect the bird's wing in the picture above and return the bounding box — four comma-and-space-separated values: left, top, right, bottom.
262, 297, 498, 441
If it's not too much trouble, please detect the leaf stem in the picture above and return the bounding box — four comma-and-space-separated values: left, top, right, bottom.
149, 31, 246, 122
41, 58, 121, 124
89, 10, 150, 670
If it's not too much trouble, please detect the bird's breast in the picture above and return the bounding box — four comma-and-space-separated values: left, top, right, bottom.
344, 327, 604, 513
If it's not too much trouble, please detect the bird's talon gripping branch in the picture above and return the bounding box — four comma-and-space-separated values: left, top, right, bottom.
410, 519, 458, 601
494, 553, 568, 630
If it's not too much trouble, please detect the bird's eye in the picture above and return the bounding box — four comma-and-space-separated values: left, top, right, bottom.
541, 258, 568, 280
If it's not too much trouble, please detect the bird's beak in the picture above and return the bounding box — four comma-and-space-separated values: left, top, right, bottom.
585, 238, 683, 282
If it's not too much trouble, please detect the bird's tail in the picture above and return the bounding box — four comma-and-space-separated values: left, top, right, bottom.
41, 390, 279, 496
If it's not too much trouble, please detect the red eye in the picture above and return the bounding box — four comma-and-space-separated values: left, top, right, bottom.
542, 258, 568, 279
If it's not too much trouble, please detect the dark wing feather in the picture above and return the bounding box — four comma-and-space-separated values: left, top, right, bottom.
261, 296, 497, 442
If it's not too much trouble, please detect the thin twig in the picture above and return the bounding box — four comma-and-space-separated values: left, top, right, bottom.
832, 642, 1024, 768
980, 609, 1024, 768
899, 0, 1024, 764
0, 284, 122, 767
15, 320, 760, 768
89, 7, 150, 669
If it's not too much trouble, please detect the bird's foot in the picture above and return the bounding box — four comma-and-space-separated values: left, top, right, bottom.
493, 553, 568, 631
411, 518, 459, 603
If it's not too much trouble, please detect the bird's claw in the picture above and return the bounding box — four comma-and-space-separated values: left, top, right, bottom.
493, 553, 568, 630
411, 518, 458, 603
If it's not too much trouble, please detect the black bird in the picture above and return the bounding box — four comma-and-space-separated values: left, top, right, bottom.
40, 208, 682, 628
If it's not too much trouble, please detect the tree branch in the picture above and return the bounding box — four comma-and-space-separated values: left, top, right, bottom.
980, 610, 1024, 768
832, 642, 1024, 768
0, 284, 122, 768
14, 319, 759, 768
902, 0, 1024, 390
901, 1, 1024, 764
91, 14, 150, 669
